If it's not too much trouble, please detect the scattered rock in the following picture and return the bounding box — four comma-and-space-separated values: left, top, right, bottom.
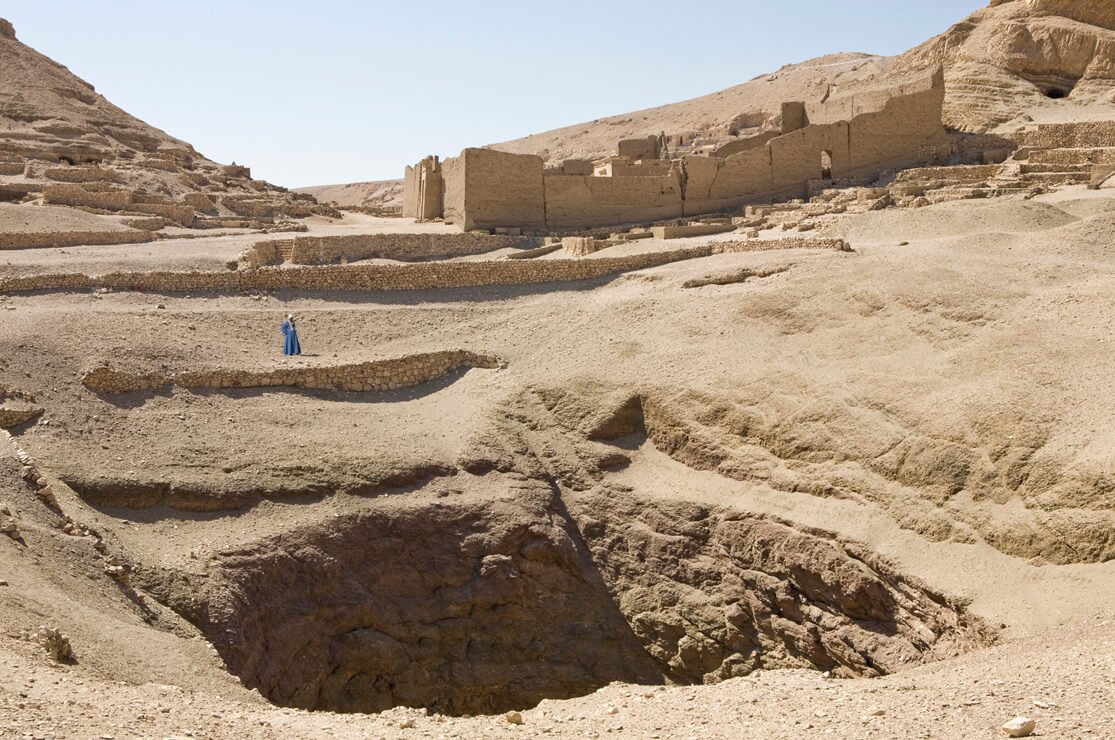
398, 718, 415, 729
28, 626, 75, 663
1001, 716, 1036, 737
505, 711, 524, 725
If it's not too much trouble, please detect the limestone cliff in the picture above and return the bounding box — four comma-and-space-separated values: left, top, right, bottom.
896, 0, 1115, 132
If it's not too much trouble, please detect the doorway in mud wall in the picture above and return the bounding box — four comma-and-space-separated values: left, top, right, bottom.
821, 150, 833, 180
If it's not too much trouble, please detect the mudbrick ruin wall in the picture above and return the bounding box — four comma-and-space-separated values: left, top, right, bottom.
241, 232, 542, 268
82, 350, 502, 395
407, 68, 946, 231
0, 238, 847, 295
442, 149, 547, 232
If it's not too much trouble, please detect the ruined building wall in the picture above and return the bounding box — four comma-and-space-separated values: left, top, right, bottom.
712, 131, 778, 159
442, 156, 466, 228
617, 136, 661, 161
403, 165, 418, 218
443, 148, 545, 232
402, 156, 443, 220
845, 72, 948, 178
543, 173, 684, 230
411, 67, 945, 231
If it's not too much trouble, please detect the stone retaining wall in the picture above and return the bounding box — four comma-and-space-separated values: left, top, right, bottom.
0, 405, 43, 430
651, 224, 737, 239
1026, 147, 1115, 166
43, 184, 132, 210
43, 167, 123, 184
0, 162, 23, 176
129, 202, 196, 225
82, 350, 501, 395
242, 232, 543, 267
2, 238, 848, 295
1016, 123, 1115, 149
0, 229, 153, 251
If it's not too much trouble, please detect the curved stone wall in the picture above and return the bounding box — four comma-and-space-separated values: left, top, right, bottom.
82, 350, 502, 395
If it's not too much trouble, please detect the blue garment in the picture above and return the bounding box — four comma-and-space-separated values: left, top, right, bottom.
281, 320, 302, 355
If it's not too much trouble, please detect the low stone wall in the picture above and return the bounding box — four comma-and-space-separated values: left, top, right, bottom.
1016, 123, 1115, 149
43, 167, 123, 184
895, 164, 1002, 183
2, 238, 848, 294
43, 184, 132, 211
651, 224, 737, 240
183, 193, 217, 213
0, 229, 152, 251
1026, 147, 1115, 166
0, 405, 43, 430
240, 249, 711, 292
128, 203, 196, 225
80, 368, 170, 394
122, 217, 171, 231
243, 232, 543, 267
82, 351, 501, 395
222, 196, 275, 218
710, 237, 849, 254
0, 162, 23, 176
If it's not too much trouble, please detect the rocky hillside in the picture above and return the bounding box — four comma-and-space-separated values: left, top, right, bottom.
489, 0, 1115, 165
490, 53, 892, 167
295, 178, 404, 214
894, 0, 1115, 131
0, 18, 331, 229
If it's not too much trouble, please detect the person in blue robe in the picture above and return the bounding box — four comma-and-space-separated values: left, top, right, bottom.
281, 313, 302, 356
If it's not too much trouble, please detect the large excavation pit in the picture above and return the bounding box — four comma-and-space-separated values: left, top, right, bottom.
132, 477, 993, 716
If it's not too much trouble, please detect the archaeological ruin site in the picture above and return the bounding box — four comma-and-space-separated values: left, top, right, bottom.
1, 1, 1114, 737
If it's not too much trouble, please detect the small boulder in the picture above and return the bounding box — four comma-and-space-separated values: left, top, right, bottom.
1002, 716, 1036, 738
505, 710, 524, 725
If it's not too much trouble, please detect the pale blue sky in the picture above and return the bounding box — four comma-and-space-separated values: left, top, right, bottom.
7, 1, 985, 187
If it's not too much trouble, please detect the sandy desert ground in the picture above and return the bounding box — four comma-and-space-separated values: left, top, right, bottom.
2, 186, 1115, 738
